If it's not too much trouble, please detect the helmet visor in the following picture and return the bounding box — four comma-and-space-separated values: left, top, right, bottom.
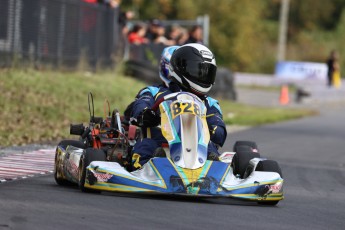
183, 60, 217, 85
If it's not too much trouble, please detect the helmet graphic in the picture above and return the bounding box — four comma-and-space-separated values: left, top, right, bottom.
159, 46, 180, 87
169, 43, 217, 95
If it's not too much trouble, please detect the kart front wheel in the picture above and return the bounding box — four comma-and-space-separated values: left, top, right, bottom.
256, 160, 283, 206
54, 140, 86, 186
255, 160, 283, 178
79, 148, 106, 193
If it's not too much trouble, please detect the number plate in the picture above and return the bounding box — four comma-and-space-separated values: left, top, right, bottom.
170, 101, 200, 119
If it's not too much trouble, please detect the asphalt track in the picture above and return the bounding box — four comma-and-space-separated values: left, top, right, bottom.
0, 106, 345, 230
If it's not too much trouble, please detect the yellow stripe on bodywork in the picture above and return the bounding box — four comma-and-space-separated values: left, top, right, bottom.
223, 179, 283, 191
85, 182, 156, 192
230, 193, 284, 201
217, 165, 231, 192
147, 160, 167, 189
231, 193, 284, 197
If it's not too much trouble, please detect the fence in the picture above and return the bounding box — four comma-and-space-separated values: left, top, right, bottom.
0, 0, 211, 71
0, 0, 121, 69
0, 2, 236, 99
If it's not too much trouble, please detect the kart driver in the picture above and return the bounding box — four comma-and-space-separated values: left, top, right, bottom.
128, 43, 227, 170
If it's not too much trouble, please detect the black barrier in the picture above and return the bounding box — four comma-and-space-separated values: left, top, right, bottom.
0, 0, 120, 69
125, 43, 165, 83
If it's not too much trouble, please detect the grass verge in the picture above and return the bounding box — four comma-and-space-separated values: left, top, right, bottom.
0, 69, 316, 146
220, 101, 316, 126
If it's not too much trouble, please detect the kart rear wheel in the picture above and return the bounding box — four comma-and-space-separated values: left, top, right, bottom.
256, 160, 283, 206
54, 140, 86, 186
79, 148, 106, 193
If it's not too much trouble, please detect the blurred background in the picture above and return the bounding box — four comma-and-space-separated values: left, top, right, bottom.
1, 0, 344, 73
0, 0, 344, 146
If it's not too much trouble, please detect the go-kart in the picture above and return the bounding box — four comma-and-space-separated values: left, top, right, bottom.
54, 92, 284, 205
54, 93, 138, 187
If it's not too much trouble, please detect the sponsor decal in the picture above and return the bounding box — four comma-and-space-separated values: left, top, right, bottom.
219, 152, 235, 163
67, 159, 79, 178
269, 183, 282, 193
200, 50, 213, 59
255, 182, 283, 198
93, 172, 113, 182
275, 61, 327, 81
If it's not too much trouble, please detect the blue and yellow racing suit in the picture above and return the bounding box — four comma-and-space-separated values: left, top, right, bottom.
129, 83, 227, 168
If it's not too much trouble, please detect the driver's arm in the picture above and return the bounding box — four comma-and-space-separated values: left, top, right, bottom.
206, 99, 227, 147
130, 87, 158, 126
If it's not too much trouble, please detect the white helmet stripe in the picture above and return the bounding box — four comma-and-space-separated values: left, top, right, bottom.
184, 77, 212, 94
170, 71, 212, 94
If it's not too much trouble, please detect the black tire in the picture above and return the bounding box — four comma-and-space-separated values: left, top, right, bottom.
256, 160, 283, 206
54, 140, 86, 186
258, 200, 280, 206
79, 148, 106, 193
233, 141, 259, 153
256, 160, 283, 178
231, 151, 258, 179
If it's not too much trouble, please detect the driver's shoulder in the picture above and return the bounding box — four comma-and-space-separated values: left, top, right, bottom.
205, 96, 222, 114
138, 85, 167, 98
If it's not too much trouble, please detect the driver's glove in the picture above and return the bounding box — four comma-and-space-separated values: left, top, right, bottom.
137, 108, 160, 127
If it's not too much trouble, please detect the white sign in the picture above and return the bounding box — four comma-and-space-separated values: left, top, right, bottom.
275, 61, 328, 81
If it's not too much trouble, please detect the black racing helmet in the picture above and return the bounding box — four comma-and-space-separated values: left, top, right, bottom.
169, 43, 217, 95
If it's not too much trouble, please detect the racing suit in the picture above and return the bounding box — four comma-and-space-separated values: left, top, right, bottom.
128, 82, 227, 168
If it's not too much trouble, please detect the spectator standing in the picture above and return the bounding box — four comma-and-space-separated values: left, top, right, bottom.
327, 50, 341, 88
145, 19, 162, 42
168, 24, 182, 44
118, 10, 135, 36
176, 27, 189, 45
84, 0, 119, 7
81, 0, 99, 67
127, 23, 148, 45
153, 24, 175, 45
21, 0, 40, 61
184, 25, 203, 44
104, 0, 121, 8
